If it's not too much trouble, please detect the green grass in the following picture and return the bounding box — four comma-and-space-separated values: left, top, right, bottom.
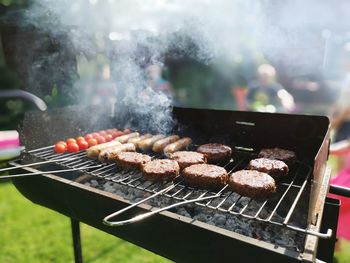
335, 240, 350, 263
0, 182, 171, 263
1, 181, 350, 263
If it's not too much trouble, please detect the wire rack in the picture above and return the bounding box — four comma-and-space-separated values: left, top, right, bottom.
24, 145, 331, 239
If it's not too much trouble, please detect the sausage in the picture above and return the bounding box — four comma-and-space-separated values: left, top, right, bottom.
137, 135, 165, 151
86, 141, 121, 158
98, 143, 136, 163
114, 132, 140, 143
164, 137, 192, 156
128, 133, 152, 145
152, 135, 180, 153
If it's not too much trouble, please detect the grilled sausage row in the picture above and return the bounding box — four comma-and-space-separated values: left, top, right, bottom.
86, 130, 193, 162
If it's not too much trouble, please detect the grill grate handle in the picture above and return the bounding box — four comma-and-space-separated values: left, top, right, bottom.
103, 185, 228, 227
0, 164, 103, 180
0, 157, 79, 173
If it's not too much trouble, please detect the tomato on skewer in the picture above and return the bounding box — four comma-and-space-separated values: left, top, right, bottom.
66, 138, 77, 145
84, 134, 93, 141
67, 143, 79, 153
54, 143, 67, 154
88, 138, 98, 147
77, 140, 88, 150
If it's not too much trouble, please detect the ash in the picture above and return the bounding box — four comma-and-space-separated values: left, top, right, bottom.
85, 177, 306, 252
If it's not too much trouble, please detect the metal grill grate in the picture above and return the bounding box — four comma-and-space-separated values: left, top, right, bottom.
24, 145, 331, 239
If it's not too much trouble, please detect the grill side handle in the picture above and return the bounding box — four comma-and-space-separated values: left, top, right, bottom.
329, 185, 350, 197
0, 89, 47, 111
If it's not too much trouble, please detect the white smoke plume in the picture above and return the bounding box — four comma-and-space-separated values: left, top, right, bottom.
19, 0, 350, 131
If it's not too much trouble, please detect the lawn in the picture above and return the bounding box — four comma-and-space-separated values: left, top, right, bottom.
0, 181, 171, 263
335, 240, 350, 263
1, 180, 349, 263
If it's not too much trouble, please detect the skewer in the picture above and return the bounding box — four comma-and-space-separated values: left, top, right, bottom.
103, 177, 183, 226
0, 157, 80, 172
0, 164, 103, 180
27, 145, 54, 153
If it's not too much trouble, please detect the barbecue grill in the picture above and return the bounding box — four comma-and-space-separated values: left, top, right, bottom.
4, 106, 349, 263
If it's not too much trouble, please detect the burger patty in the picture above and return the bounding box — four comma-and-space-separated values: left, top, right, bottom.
228, 170, 276, 199
141, 159, 180, 181
115, 152, 152, 170
197, 143, 232, 163
258, 148, 296, 163
248, 158, 289, 179
169, 151, 207, 170
183, 164, 228, 189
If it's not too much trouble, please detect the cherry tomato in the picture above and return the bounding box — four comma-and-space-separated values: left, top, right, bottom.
67, 142, 79, 152
66, 138, 76, 144
96, 136, 106, 144
77, 140, 88, 150
88, 138, 98, 147
92, 132, 100, 138
54, 143, 67, 154
110, 131, 118, 138
111, 131, 123, 138
103, 134, 113, 142
57, 141, 67, 147
84, 134, 93, 141
76, 136, 85, 142
99, 130, 107, 136
123, 128, 131, 134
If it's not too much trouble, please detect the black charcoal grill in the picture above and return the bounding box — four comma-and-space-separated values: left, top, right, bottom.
4, 106, 348, 263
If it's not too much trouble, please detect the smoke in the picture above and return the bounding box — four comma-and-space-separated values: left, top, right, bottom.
24, 0, 348, 67
18, 0, 350, 130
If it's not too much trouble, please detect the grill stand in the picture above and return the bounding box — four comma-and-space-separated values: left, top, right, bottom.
71, 218, 83, 263
317, 197, 340, 263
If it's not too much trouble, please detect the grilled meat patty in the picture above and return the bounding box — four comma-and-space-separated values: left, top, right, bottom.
248, 158, 289, 179
258, 148, 296, 163
183, 164, 228, 189
142, 159, 180, 181
229, 170, 276, 199
169, 151, 207, 170
115, 152, 152, 170
197, 143, 232, 163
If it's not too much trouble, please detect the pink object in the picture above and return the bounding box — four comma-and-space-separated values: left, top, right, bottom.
0, 131, 20, 149
328, 156, 350, 240
232, 87, 247, 111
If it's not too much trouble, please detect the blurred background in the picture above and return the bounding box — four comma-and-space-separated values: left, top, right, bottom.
1, 0, 350, 262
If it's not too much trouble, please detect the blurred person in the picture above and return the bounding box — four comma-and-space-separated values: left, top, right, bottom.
246, 64, 294, 112
329, 52, 350, 167
330, 57, 350, 143
232, 86, 248, 111
147, 64, 173, 98
90, 64, 117, 106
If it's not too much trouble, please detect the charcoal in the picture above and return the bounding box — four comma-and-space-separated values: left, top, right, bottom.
83, 178, 306, 252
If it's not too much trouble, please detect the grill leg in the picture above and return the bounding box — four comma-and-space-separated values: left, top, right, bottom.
71, 218, 83, 263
